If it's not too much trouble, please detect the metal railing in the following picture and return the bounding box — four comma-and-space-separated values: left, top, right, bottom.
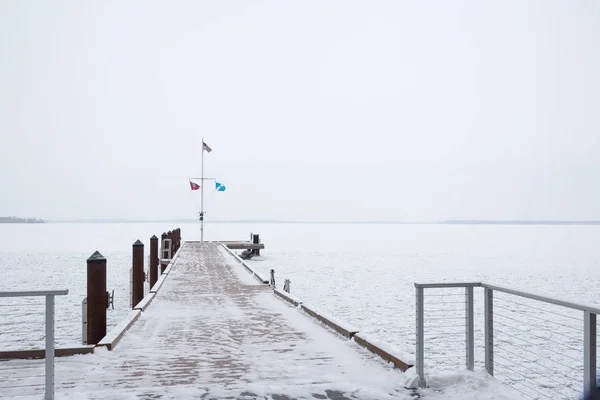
415, 282, 597, 399
0, 290, 68, 400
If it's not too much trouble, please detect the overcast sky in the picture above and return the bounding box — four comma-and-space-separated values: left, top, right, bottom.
1, 1, 599, 221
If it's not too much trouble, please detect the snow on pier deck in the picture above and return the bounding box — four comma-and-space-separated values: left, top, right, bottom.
1, 242, 411, 400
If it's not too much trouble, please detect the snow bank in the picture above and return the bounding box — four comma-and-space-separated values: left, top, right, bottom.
417, 369, 521, 399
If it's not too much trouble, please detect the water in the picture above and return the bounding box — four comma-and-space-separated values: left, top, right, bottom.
1, 222, 599, 397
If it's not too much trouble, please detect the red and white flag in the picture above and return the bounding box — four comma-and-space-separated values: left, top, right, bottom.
202, 141, 212, 153
189, 181, 200, 190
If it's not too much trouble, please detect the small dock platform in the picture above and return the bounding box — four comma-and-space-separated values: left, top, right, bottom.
216, 240, 265, 250
1, 242, 410, 399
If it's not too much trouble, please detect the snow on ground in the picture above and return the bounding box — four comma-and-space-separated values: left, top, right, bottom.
3, 222, 600, 399
2, 241, 414, 399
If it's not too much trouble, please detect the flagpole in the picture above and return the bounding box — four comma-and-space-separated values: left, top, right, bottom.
201, 137, 205, 242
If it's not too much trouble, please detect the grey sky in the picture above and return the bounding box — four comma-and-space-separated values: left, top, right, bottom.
1, 1, 599, 221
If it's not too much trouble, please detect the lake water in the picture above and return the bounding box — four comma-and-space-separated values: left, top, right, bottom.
1, 222, 599, 398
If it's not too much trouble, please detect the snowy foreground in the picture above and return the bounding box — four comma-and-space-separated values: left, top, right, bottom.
0, 241, 520, 399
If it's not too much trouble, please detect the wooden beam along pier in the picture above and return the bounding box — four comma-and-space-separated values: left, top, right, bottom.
0, 229, 413, 399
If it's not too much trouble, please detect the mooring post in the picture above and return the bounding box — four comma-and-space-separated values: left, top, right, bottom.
86, 251, 107, 345
270, 269, 275, 287
131, 240, 144, 309
174, 228, 180, 253
167, 230, 173, 255
172, 229, 177, 253
149, 235, 158, 288
160, 232, 168, 273
253, 233, 260, 256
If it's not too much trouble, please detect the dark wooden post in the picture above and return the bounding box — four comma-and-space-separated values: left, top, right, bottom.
253, 233, 260, 256
176, 228, 181, 252
160, 232, 168, 273
87, 251, 107, 345
149, 235, 158, 288
172, 229, 177, 253
132, 240, 144, 309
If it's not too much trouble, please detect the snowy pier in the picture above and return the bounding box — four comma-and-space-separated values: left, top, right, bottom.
0, 241, 411, 399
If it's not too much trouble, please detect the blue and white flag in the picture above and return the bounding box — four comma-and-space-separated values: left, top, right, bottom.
215, 182, 226, 192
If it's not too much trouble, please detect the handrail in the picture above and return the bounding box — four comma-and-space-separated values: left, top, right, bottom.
0, 290, 69, 297
414, 281, 598, 398
480, 282, 600, 315
0, 289, 68, 400
414, 282, 481, 289
414, 281, 600, 314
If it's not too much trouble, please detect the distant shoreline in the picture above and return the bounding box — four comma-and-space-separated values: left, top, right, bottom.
42, 219, 600, 226
0, 217, 46, 224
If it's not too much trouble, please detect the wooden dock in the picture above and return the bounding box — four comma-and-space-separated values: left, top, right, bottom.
215, 240, 266, 250
0, 242, 411, 399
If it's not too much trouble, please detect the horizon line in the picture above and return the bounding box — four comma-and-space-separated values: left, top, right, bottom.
40, 218, 600, 225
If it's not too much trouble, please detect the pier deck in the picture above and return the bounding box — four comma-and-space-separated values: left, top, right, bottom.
1, 242, 410, 399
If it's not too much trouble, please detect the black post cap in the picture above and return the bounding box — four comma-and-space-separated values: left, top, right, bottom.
133, 239, 144, 247
150, 235, 158, 240
87, 251, 106, 262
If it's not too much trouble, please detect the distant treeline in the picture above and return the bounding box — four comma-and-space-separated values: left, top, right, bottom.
444, 220, 600, 225
0, 217, 46, 223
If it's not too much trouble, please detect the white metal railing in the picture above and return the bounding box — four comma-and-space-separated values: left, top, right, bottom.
415, 282, 597, 399
0, 290, 68, 400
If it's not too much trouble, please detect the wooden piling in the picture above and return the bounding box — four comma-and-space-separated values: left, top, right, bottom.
86, 251, 107, 345
253, 234, 260, 256
132, 240, 144, 309
149, 235, 158, 288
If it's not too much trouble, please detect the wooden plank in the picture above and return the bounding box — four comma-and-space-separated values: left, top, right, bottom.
300, 303, 359, 339
221, 244, 269, 284
97, 310, 141, 350
133, 292, 156, 311
273, 288, 303, 307
0, 346, 95, 360
150, 273, 168, 293
353, 333, 413, 371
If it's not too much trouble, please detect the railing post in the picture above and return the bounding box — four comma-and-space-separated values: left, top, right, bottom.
132, 240, 144, 309
86, 251, 107, 345
484, 287, 494, 376
465, 286, 474, 371
149, 235, 158, 288
416, 286, 426, 388
584, 311, 597, 396
45, 294, 55, 400
284, 279, 290, 293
